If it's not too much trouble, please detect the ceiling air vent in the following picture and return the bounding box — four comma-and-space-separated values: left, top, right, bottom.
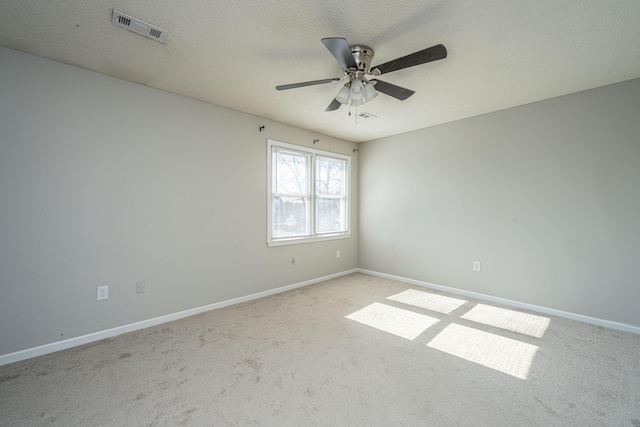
357, 112, 377, 120
111, 10, 167, 42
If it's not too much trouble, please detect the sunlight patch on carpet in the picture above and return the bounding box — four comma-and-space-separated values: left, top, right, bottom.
387, 289, 467, 314
346, 302, 439, 340
427, 324, 538, 380
461, 304, 550, 338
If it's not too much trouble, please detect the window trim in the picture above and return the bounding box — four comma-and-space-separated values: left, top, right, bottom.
267, 139, 351, 247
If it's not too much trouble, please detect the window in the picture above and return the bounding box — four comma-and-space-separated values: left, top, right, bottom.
267, 139, 350, 246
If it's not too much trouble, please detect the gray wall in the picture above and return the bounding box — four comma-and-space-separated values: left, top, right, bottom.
0, 47, 358, 355
359, 78, 640, 327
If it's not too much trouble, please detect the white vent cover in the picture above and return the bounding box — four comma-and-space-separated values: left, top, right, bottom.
112, 10, 166, 42
357, 112, 377, 120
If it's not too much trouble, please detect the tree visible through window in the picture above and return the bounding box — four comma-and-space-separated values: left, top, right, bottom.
268, 140, 350, 246
316, 155, 347, 234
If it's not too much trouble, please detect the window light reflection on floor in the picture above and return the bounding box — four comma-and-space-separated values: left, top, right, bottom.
427, 324, 539, 380
387, 289, 467, 314
346, 302, 440, 340
461, 304, 550, 338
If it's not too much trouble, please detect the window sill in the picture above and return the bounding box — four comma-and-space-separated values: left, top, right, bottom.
267, 233, 351, 247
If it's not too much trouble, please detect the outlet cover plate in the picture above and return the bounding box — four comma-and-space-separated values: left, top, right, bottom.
97, 286, 109, 300
473, 261, 482, 272
136, 281, 145, 294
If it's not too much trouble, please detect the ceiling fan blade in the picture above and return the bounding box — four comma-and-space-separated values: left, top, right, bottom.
321, 37, 357, 71
370, 79, 415, 101
325, 98, 342, 112
276, 78, 340, 90
372, 44, 447, 75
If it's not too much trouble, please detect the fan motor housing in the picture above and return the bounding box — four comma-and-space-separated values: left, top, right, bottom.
350, 45, 374, 75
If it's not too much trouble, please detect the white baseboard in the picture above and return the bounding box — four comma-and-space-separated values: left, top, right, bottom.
0, 269, 358, 366
358, 269, 640, 336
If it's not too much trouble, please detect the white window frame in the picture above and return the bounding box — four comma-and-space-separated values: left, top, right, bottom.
267, 139, 351, 247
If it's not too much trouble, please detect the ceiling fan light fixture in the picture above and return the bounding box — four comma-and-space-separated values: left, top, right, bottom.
350, 79, 364, 100
336, 85, 351, 104
363, 82, 378, 102
276, 38, 448, 115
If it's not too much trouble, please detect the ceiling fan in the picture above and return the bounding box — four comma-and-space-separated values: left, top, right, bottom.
276, 37, 447, 112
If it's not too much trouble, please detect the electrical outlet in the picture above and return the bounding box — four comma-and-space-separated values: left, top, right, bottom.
473, 261, 482, 272
97, 286, 109, 301
336, 250, 341, 258
136, 281, 145, 294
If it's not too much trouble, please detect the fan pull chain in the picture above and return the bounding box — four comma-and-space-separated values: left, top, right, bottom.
347, 103, 359, 123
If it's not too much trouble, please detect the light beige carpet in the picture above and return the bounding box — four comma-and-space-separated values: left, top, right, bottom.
1, 273, 639, 426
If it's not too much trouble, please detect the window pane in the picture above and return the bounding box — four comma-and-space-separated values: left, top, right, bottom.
316, 156, 346, 196
273, 150, 309, 196
272, 196, 310, 238
268, 140, 350, 245
316, 198, 346, 234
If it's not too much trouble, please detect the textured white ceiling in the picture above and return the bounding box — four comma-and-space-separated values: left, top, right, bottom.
2, 0, 640, 142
